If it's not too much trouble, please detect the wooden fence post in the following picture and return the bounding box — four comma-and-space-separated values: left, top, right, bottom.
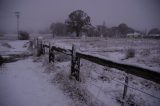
49, 42, 51, 63
43, 41, 45, 54
36, 38, 38, 48
39, 40, 43, 56
27, 39, 33, 53
36, 38, 44, 56
49, 42, 55, 63
122, 75, 129, 106
40, 40, 42, 55
70, 44, 80, 81
36, 38, 40, 56
32, 39, 34, 49
32, 38, 36, 56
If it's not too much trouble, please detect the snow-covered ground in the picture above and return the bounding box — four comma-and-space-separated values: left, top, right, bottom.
0, 58, 72, 106
0, 37, 160, 106
0, 40, 29, 56
0, 40, 73, 106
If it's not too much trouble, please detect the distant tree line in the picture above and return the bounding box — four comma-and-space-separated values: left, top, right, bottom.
148, 28, 160, 35
50, 22, 68, 37
48, 10, 160, 38
19, 31, 30, 40
1, 10, 160, 39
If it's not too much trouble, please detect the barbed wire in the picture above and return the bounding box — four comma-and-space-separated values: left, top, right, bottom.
86, 69, 160, 100
111, 78, 160, 100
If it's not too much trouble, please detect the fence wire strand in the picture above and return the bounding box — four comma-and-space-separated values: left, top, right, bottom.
87, 69, 160, 101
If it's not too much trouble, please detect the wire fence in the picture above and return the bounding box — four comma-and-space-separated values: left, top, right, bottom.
82, 64, 160, 106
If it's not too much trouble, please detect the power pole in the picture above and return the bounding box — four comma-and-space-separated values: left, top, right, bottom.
15, 11, 20, 39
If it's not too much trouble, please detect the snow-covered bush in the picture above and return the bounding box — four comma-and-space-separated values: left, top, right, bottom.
51, 64, 105, 106
125, 48, 135, 59
0, 55, 5, 65
19, 31, 30, 40
52, 70, 87, 105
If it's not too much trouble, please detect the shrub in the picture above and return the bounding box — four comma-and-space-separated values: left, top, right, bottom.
125, 48, 135, 59
19, 31, 30, 40
0, 55, 4, 65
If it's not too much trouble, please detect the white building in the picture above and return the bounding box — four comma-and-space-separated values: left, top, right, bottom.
127, 32, 142, 38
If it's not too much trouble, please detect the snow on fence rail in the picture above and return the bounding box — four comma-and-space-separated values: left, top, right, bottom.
37, 41, 160, 84
33, 38, 160, 105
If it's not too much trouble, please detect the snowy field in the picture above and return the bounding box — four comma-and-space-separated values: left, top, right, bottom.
0, 37, 160, 106
44, 37, 160, 106
47, 37, 160, 72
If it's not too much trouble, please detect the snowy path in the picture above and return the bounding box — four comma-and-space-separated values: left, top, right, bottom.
0, 58, 72, 106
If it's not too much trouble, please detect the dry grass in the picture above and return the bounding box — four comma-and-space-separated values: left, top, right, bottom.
1, 42, 12, 48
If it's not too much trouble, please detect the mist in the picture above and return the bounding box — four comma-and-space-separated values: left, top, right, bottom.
0, 0, 160, 32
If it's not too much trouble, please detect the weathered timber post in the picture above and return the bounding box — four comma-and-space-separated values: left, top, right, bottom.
28, 39, 33, 52
41, 40, 45, 55
32, 38, 36, 56
43, 41, 45, 54
33, 38, 36, 49
36, 38, 42, 56
36, 38, 40, 56
36, 38, 38, 46
70, 44, 80, 81
49, 43, 55, 63
122, 75, 129, 106
49, 42, 51, 63
39, 40, 43, 56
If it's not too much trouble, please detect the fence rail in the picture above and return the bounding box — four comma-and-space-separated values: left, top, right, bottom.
76, 52, 160, 84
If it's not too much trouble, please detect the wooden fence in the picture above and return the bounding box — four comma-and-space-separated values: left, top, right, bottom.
33, 38, 160, 105
35, 40, 160, 84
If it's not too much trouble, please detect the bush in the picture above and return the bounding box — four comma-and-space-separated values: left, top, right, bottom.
125, 48, 135, 59
0, 55, 4, 65
19, 31, 30, 40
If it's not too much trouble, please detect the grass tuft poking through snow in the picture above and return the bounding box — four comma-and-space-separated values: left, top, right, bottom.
1, 42, 13, 49
52, 69, 106, 106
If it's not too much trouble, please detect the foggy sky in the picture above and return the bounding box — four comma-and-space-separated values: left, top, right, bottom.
0, 0, 160, 32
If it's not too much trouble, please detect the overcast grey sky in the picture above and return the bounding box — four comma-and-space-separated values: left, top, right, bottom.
0, 0, 160, 32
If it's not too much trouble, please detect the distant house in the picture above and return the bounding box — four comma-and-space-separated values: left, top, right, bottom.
148, 34, 160, 37
127, 32, 142, 38
147, 34, 160, 38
